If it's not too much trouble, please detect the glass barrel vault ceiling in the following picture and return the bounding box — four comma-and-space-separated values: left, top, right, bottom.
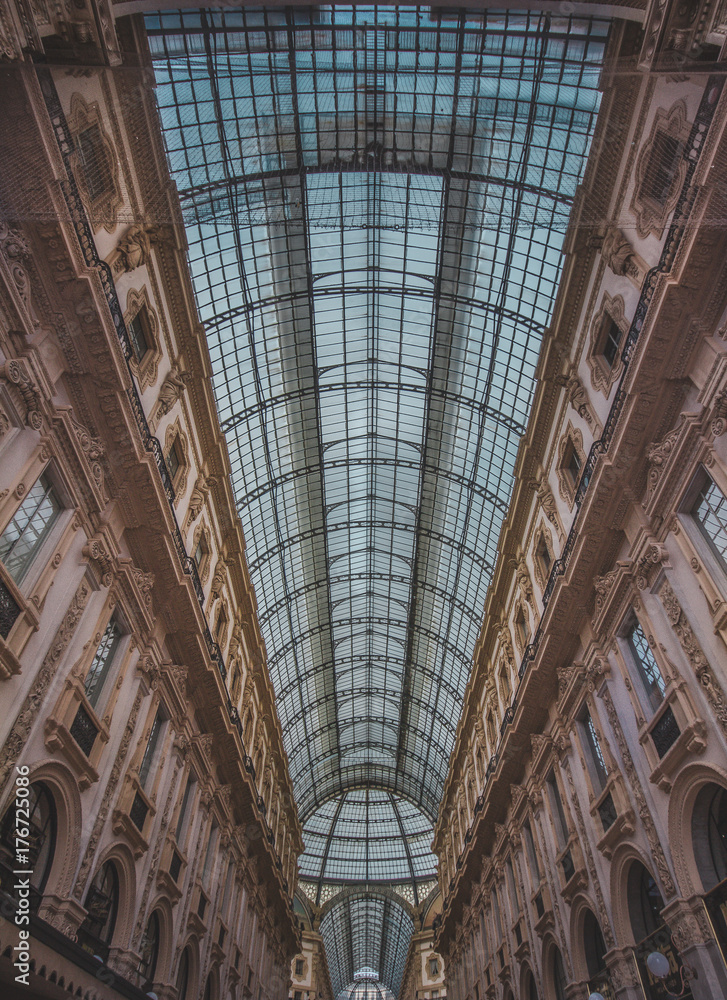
146, 6, 608, 994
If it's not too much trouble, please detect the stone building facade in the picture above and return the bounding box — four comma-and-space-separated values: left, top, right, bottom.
0, 5, 302, 1000
432, 10, 727, 1000
5, 2, 727, 1000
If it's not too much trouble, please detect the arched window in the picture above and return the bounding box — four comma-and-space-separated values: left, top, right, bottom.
204, 972, 215, 1000
78, 860, 119, 959
583, 909, 607, 979
627, 862, 664, 944
139, 910, 160, 986
176, 946, 191, 1000
551, 945, 568, 1000
0, 782, 56, 907
692, 783, 727, 892
524, 969, 539, 1000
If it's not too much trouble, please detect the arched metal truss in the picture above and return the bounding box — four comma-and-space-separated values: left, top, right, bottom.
147, 5, 609, 992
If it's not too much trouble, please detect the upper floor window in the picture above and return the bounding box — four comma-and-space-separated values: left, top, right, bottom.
546, 770, 569, 850
600, 315, 624, 369
0, 472, 62, 583
626, 620, 665, 713
76, 124, 114, 204
295, 959, 304, 977
523, 819, 540, 882
564, 440, 582, 487
692, 473, 727, 572
175, 772, 196, 845
166, 438, 182, 483
128, 307, 151, 364
84, 617, 122, 710
579, 708, 608, 793
536, 535, 552, 578
138, 709, 164, 790
193, 533, 209, 573
515, 606, 529, 648
642, 130, 683, 208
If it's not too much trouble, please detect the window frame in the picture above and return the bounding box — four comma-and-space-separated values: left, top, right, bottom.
623, 617, 666, 716
0, 466, 68, 589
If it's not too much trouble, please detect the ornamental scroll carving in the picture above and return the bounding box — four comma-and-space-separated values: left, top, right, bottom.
0, 580, 90, 793
644, 418, 684, 507
601, 225, 646, 285
1, 358, 43, 429
659, 579, 727, 738
111, 224, 150, 275
184, 473, 216, 530
529, 476, 566, 542
598, 685, 676, 897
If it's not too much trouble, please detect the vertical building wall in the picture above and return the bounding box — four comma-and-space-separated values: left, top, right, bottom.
0, 5, 302, 1000
433, 9, 727, 1000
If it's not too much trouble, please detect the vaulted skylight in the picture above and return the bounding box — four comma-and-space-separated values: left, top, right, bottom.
146, 6, 609, 993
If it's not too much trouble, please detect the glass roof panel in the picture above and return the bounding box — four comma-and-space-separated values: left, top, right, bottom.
147, 5, 609, 991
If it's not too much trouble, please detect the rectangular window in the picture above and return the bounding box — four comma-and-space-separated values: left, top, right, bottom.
580, 709, 608, 793
128, 310, 149, 363
644, 131, 682, 206
602, 317, 623, 367
546, 771, 569, 849
84, 617, 122, 709
202, 824, 218, 882
194, 535, 208, 570
692, 474, 727, 572
0, 472, 62, 583
505, 857, 519, 915
295, 959, 304, 977
166, 440, 181, 482
536, 536, 551, 577
491, 888, 503, 940
175, 773, 196, 843
627, 620, 665, 712
77, 124, 112, 202
566, 443, 582, 485
138, 710, 163, 789
523, 820, 540, 882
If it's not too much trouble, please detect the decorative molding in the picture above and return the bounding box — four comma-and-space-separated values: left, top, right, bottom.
0, 579, 90, 793
631, 100, 690, 240
66, 92, 122, 234
659, 579, 727, 738
587, 292, 627, 396
598, 685, 677, 898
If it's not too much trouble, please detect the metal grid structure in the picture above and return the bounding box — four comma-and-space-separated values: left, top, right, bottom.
320, 892, 414, 998
147, 6, 608, 992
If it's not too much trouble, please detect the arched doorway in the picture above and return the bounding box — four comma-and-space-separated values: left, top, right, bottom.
176, 945, 193, 1000
77, 860, 119, 962
0, 782, 56, 912
523, 966, 539, 1000
582, 909, 612, 998
693, 782, 727, 968
627, 861, 693, 1000
139, 909, 160, 989
547, 944, 568, 1000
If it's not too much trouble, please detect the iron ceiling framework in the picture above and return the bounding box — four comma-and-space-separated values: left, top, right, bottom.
147, 6, 608, 994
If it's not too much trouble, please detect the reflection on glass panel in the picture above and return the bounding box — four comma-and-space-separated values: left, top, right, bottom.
693, 474, 727, 570
0, 473, 61, 583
